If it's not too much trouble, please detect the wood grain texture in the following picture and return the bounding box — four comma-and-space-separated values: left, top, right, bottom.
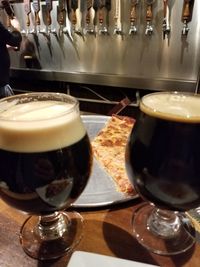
0, 199, 200, 267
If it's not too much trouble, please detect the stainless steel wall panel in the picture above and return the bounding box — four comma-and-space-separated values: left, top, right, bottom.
1, 0, 199, 91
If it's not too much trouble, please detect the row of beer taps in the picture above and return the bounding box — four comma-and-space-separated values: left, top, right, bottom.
2, 0, 195, 40
113, 0, 194, 38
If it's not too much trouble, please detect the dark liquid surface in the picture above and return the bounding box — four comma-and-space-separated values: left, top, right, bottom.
126, 113, 200, 211
0, 134, 92, 214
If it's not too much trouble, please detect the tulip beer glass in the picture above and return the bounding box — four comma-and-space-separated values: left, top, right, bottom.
0, 92, 92, 260
126, 91, 200, 255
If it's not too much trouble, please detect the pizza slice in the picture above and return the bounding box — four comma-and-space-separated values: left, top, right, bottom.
92, 114, 136, 195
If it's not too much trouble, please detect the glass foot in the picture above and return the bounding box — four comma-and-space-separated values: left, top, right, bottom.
20, 211, 83, 260
132, 203, 196, 255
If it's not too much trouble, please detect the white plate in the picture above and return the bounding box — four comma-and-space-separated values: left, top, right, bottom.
67, 251, 159, 267
72, 115, 138, 208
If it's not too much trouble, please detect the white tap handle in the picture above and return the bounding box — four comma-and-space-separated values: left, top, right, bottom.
114, 0, 121, 29
166, 3, 169, 27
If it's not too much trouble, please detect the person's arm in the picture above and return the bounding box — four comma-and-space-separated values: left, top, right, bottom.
0, 19, 22, 48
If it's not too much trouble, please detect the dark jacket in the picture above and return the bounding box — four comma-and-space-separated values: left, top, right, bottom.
0, 21, 22, 87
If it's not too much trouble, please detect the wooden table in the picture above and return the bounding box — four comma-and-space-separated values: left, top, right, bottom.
0, 198, 200, 267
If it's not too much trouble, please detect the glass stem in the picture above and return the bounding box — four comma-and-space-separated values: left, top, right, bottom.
147, 208, 181, 239
35, 212, 69, 241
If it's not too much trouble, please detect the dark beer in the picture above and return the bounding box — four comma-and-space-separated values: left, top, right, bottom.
0, 98, 92, 214
126, 92, 200, 211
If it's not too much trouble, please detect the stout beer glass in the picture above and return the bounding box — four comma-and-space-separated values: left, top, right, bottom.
126, 91, 200, 255
0, 93, 92, 260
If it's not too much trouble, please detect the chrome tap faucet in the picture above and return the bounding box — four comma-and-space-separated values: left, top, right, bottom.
182, 20, 189, 36
145, 21, 153, 35
145, 0, 154, 36
162, 20, 170, 39
99, 26, 108, 35
129, 24, 137, 35
113, 27, 123, 35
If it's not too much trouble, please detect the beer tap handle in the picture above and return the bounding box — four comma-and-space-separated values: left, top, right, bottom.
162, 0, 170, 39
35, 12, 40, 26
26, 14, 30, 28
85, 11, 90, 26
93, 0, 99, 30
182, 0, 190, 21
46, 11, 51, 28
57, 4, 66, 36
34, 6, 40, 26
67, 0, 83, 37
70, 0, 78, 30
99, 0, 104, 25
98, 0, 108, 34
57, 0, 65, 32
105, 0, 111, 11
113, 0, 119, 30
146, 4, 152, 21
129, 0, 139, 35
86, 0, 92, 25
26, 14, 30, 30
45, 0, 56, 35
98, 0, 111, 34
130, 4, 137, 23
145, 0, 154, 35
1, 0, 14, 30
85, 0, 95, 35
71, 9, 77, 26
23, 0, 31, 34
46, 0, 52, 26
1, 0, 15, 19
113, 0, 123, 35
62, 0, 74, 42
32, 0, 41, 34
163, 0, 167, 18
181, 0, 193, 36
99, 11, 103, 25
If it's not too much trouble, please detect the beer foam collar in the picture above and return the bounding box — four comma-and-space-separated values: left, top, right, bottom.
0, 101, 86, 152
141, 92, 200, 122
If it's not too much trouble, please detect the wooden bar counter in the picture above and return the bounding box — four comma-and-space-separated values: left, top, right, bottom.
0, 198, 200, 267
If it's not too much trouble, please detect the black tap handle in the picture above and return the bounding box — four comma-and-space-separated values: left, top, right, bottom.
1, 0, 15, 19
105, 0, 111, 11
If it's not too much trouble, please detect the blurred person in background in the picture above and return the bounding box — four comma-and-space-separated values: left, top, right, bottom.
0, 1, 22, 98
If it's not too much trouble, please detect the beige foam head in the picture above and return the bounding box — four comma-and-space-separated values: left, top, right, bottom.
140, 92, 200, 123
0, 100, 86, 152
